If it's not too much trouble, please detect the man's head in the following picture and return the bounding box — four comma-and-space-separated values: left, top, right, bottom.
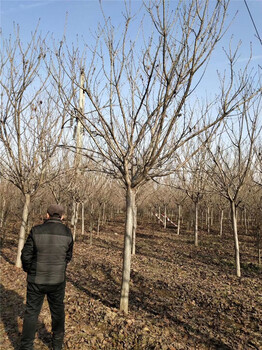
47, 204, 64, 219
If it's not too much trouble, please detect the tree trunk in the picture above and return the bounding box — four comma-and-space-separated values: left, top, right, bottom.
0, 197, 6, 228
258, 225, 261, 266
194, 201, 199, 247
177, 204, 181, 235
211, 208, 214, 226
81, 202, 85, 235
207, 206, 210, 234
131, 204, 137, 255
89, 203, 94, 233
244, 208, 247, 235
164, 205, 167, 229
102, 202, 106, 225
16, 194, 31, 268
89, 228, 93, 246
230, 200, 241, 277
71, 201, 76, 226
73, 202, 80, 241
97, 213, 101, 234
120, 187, 136, 313
220, 209, 224, 237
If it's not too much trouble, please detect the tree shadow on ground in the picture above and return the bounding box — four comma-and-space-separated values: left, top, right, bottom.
67, 261, 120, 310
0, 250, 15, 265
92, 237, 123, 252
0, 284, 51, 349
134, 231, 247, 277
0, 284, 23, 349
128, 274, 234, 350
67, 257, 232, 349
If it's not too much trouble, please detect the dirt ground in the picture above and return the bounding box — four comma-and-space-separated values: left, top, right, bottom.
1, 217, 261, 350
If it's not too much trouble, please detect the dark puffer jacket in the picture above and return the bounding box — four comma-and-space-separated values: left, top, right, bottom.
21, 217, 73, 284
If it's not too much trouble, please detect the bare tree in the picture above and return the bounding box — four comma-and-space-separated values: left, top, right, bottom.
149, 178, 186, 233
178, 138, 210, 246
0, 180, 14, 233
253, 140, 262, 188
0, 26, 69, 267
252, 137, 262, 264
53, 0, 261, 312
210, 193, 228, 237
206, 98, 261, 277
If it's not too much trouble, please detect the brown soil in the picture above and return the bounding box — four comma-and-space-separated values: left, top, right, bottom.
1, 218, 261, 349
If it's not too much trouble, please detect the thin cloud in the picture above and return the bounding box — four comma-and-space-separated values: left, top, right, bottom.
1, 1, 52, 16
237, 55, 262, 63
20, 1, 52, 10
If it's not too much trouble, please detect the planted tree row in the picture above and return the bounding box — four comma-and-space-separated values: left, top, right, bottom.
1, 0, 261, 313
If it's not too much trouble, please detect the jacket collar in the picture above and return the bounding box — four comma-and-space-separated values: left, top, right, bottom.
45, 217, 63, 224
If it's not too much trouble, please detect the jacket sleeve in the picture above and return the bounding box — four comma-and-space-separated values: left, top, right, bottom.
66, 230, 74, 264
21, 231, 34, 272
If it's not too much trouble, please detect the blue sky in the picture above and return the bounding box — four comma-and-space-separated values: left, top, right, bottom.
1, 0, 261, 97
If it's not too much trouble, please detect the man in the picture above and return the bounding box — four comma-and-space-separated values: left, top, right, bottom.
20, 204, 73, 350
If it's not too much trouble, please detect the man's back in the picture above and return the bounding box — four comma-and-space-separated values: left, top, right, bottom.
21, 217, 73, 285
20, 204, 73, 350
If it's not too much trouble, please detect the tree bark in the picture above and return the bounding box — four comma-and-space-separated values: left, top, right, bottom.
102, 202, 106, 225
89, 228, 93, 246
244, 208, 248, 235
220, 209, 224, 237
194, 201, 199, 247
0, 197, 6, 228
230, 200, 241, 277
71, 201, 76, 226
211, 208, 214, 226
131, 204, 137, 255
207, 206, 210, 234
120, 187, 136, 313
97, 213, 101, 234
73, 202, 80, 241
258, 225, 261, 266
81, 202, 85, 235
177, 204, 181, 235
164, 205, 167, 229
16, 194, 31, 268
